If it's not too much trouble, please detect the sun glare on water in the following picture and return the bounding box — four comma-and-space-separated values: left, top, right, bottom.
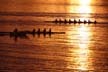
78, 0, 92, 13
80, 0, 91, 5
67, 25, 93, 71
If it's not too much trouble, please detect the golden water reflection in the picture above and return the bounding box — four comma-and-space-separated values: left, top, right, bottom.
78, 0, 92, 18
67, 25, 93, 71
79, 0, 91, 5
79, 0, 92, 13
67, 0, 93, 70
78, 6, 92, 14
69, 0, 93, 20
77, 25, 91, 70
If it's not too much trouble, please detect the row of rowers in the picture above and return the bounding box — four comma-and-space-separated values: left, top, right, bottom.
11, 28, 65, 35
53, 19, 97, 24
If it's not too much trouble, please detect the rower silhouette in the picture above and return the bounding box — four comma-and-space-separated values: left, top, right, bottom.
69, 19, 72, 24
64, 19, 67, 23
74, 19, 77, 23
37, 28, 40, 37
49, 28, 51, 37
32, 29, 36, 37
43, 28, 46, 37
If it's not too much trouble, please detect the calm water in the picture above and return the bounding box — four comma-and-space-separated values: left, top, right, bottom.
0, 0, 108, 72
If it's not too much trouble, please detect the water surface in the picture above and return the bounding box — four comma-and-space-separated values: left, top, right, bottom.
0, 0, 108, 72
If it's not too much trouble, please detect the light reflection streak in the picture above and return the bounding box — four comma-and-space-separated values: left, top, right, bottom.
78, 0, 92, 17
79, 0, 91, 6
77, 25, 90, 70
67, 25, 92, 71
67, 0, 93, 71
78, 6, 92, 14
68, 0, 92, 18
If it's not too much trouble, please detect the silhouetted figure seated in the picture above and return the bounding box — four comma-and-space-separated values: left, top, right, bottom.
43, 28, 46, 37
32, 29, 36, 36
78, 19, 80, 23
84, 20, 87, 24
94, 20, 97, 24
43, 28, 46, 33
88, 19, 91, 23
32, 29, 35, 33
9, 28, 28, 41
36, 28, 40, 37
74, 19, 77, 23
11, 28, 18, 36
37, 28, 40, 34
49, 28, 51, 34
64, 19, 67, 23
59, 19, 62, 23
69, 19, 72, 23
13, 28, 18, 33
48, 28, 51, 37
55, 19, 58, 23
